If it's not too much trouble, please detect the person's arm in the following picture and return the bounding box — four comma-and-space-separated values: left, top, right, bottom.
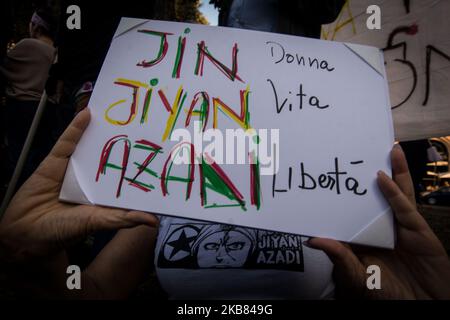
307, 145, 450, 299
0, 40, 24, 77
0, 108, 159, 299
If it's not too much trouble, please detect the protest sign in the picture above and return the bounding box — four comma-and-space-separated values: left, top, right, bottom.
61, 18, 394, 248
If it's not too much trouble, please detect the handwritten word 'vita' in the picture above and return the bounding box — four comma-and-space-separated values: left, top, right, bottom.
267, 79, 330, 113
272, 158, 367, 197
266, 41, 335, 72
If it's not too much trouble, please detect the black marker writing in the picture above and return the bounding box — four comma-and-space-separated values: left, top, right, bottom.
266, 41, 335, 72
272, 158, 367, 197
267, 79, 330, 114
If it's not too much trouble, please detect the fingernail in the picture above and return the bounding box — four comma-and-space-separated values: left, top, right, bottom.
131, 213, 159, 227
152, 216, 160, 227
145, 215, 159, 226
393, 143, 402, 151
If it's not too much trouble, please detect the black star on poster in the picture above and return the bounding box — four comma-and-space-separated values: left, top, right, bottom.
167, 229, 197, 259
160, 225, 200, 266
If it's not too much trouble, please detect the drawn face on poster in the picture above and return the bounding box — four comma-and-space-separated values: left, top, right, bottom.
192, 226, 255, 268
157, 221, 305, 271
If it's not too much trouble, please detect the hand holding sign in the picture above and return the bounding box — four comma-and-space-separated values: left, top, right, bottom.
0, 109, 158, 298
1, 122, 449, 299
308, 145, 450, 299
0, 109, 158, 260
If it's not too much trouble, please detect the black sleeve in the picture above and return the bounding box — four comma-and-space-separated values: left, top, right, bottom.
283, 0, 345, 24
213, 0, 233, 26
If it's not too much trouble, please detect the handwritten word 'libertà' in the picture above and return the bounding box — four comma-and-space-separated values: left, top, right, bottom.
272, 158, 367, 197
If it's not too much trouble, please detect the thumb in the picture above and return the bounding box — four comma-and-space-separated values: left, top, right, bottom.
51, 205, 159, 247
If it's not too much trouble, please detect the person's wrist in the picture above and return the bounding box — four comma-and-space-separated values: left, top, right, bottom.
0, 222, 57, 265
0, 234, 71, 298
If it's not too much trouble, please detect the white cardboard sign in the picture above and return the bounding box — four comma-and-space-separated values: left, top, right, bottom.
60, 18, 395, 248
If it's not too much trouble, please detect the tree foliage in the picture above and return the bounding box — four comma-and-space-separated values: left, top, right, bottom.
175, 0, 209, 24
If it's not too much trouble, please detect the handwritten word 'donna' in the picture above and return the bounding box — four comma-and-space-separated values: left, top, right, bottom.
266, 41, 335, 72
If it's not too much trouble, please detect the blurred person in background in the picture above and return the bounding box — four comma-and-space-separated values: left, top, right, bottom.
55, 0, 155, 117
0, 7, 57, 188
